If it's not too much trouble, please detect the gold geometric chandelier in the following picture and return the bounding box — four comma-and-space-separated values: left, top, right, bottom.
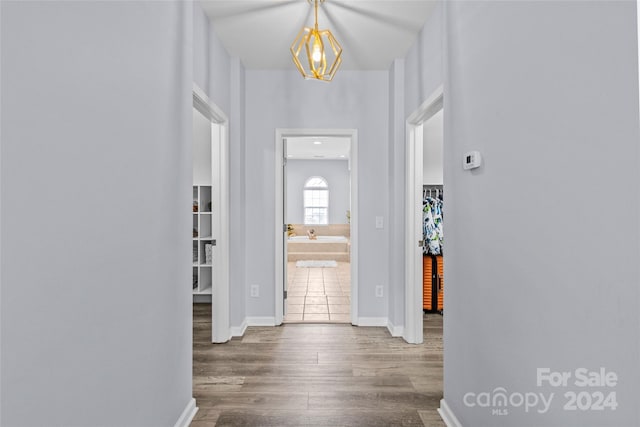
290, 0, 343, 82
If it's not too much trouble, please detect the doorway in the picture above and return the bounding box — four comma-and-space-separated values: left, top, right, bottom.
192, 85, 230, 343
275, 129, 359, 325
405, 86, 444, 344
283, 137, 352, 322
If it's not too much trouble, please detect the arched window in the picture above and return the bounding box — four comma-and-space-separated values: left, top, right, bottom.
303, 176, 329, 225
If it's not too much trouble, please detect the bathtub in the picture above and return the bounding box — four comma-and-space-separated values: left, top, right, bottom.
289, 235, 348, 242
287, 235, 350, 262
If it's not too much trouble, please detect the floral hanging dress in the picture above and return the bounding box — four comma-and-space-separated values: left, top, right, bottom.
423, 197, 443, 255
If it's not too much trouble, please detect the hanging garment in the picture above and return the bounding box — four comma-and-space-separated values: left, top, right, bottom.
423, 196, 444, 255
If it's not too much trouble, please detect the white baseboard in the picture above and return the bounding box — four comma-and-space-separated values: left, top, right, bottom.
386, 319, 404, 337
230, 318, 248, 337
229, 317, 278, 337
438, 399, 463, 427
357, 317, 388, 327
173, 398, 197, 427
247, 316, 276, 326
212, 332, 232, 344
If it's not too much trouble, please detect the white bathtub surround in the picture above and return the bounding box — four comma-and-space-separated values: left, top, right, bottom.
296, 260, 338, 268
287, 236, 350, 262
289, 224, 350, 238
287, 224, 351, 262
289, 235, 348, 242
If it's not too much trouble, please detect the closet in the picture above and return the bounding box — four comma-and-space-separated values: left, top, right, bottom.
423, 185, 443, 313
192, 106, 216, 301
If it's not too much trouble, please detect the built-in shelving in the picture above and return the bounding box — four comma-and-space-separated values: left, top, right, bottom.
192, 185, 213, 295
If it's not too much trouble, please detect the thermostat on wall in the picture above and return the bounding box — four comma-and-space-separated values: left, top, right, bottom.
463, 151, 482, 170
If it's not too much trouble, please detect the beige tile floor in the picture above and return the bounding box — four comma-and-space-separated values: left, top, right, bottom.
284, 261, 351, 323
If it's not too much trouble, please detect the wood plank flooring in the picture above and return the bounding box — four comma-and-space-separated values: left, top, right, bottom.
192, 304, 445, 427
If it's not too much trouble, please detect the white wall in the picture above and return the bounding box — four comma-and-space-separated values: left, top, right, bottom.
193, 4, 247, 329
193, 1, 231, 115
386, 1, 445, 330
244, 70, 389, 319
388, 59, 406, 329
229, 57, 247, 329
286, 160, 350, 225
1, 1, 193, 426
423, 109, 443, 185
193, 107, 212, 186
193, 2, 209, 99
405, 1, 444, 117
442, 1, 640, 426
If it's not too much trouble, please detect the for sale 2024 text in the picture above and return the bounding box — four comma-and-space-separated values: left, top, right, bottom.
537, 368, 618, 412
463, 367, 619, 416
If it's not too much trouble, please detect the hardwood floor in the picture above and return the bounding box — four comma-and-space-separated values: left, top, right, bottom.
192, 304, 445, 427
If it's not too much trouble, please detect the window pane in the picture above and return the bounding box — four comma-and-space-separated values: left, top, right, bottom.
304, 207, 328, 225
318, 210, 328, 224
305, 177, 328, 188
304, 190, 328, 207
318, 191, 328, 205
303, 177, 328, 225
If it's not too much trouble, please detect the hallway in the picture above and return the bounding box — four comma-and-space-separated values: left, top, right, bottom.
192, 304, 445, 426
284, 262, 351, 323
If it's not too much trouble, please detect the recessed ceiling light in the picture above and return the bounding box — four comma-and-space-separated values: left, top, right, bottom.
313, 141, 322, 145
339, 155, 346, 158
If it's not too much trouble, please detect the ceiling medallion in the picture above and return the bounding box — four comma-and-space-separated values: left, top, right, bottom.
290, 0, 342, 82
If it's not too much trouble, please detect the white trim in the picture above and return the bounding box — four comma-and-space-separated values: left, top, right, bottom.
173, 398, 198, 427
247, 316, 277, 326
404, 85, 444, 345
192, 84, 230, 344
350, 131, 359, 325
275, 128, 359, 326
404, 122, 424, 345
438, 399, 463, 427
193, 84, 227, 123
407, 86, 444, 124
386, 319, 404, 337
357, 317, 388, 327
275, 132, 285, 324
230, 318, 248, 337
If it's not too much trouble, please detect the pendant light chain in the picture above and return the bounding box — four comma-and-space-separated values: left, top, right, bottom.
314, 0, 319, 31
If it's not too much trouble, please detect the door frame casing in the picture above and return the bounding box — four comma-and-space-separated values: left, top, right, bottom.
275, 128, 359, 325
405, 85, 443, 344
193, 84, 230, 343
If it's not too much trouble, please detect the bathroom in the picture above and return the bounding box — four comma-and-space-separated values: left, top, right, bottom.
284, 137, 351, 322
285, 137, 351, 264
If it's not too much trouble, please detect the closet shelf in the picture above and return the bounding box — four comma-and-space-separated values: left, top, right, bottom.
194, 286, 212, 295
193, 185, 214, 296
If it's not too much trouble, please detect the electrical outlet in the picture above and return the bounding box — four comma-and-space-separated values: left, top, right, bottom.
250, 284, 259, 298
375, 285, 383, 298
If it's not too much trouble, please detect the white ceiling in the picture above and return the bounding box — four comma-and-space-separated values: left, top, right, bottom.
199, 0, 437, 70
286, 136, 351, 160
